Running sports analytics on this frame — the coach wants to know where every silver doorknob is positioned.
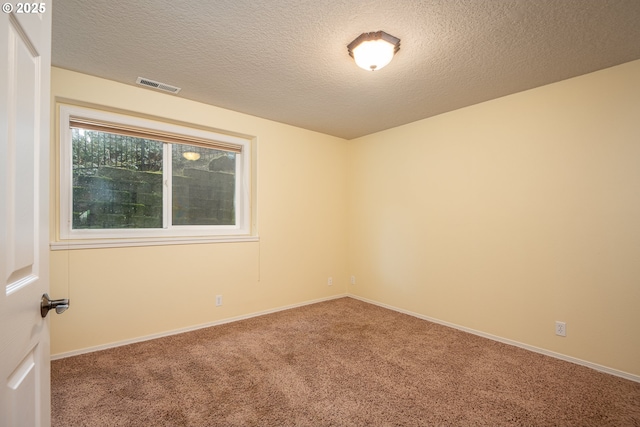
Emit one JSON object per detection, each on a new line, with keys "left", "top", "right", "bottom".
{"left": 41, "top": 293, "right": 70, "bottom": 318}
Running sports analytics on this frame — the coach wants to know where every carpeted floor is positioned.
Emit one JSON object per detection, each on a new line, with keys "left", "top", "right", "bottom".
{"left": 52, "top": 297, "right": 640, "bottom": 426}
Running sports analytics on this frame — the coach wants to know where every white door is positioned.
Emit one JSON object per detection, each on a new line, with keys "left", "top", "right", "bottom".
{"left": 0, "top": 2, "right": 52, "bottom": 426}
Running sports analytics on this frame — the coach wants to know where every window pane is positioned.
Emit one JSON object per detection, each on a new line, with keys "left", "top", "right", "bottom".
{"left": 172, "top": 144, "right": 236, "bottom": 226}
{"left": 72, "top": 128, "right": 164, "bottom": 229}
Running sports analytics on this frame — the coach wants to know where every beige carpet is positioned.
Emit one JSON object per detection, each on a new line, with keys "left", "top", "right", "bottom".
{"left": 52, "top": 297, "right": 640, "bottom": 426}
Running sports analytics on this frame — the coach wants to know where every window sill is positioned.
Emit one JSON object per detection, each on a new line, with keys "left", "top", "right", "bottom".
{"left": 50, "top": 235, "right": 259, "bottom": 250}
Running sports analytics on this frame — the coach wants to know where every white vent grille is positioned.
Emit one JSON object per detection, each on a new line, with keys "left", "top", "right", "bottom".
{"left": 135, "top": 77, "right": 181, "bottom": 94}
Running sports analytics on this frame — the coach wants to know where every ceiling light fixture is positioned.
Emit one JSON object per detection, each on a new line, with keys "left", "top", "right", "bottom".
{"left": 183, "top": 152, "right": 201, "bottom": 161}
{"left": 347, "top": 31, "right": 400, "bottom": 71}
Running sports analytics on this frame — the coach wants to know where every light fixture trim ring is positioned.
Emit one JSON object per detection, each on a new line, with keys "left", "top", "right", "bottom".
{"left": 347, "top": 31, "right": 401, "bottom": 58}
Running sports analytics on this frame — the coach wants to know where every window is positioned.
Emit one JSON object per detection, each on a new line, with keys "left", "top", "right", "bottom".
{"left": 57, "top": 105, "right": 252, "bottom": 246}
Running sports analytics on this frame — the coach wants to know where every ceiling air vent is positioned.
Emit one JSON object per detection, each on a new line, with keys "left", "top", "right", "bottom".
{"left": 135, "top": 77, "right": 181, "bottom": 94}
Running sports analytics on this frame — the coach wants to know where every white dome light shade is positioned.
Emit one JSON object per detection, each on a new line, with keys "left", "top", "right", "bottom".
{"left": 348, "top": 31, "right": 400, "bottom": 71}
{"left": 352, "top": 39, "right": 395, "bottom": 71}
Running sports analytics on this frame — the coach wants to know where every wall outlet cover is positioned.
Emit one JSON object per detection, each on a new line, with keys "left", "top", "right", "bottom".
{"left": 555, "top": 321, "right": 566, "bottom": 337}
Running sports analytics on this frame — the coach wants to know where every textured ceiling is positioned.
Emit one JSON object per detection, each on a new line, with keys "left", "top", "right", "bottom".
{"left": 52, "top": 0, "right": 640, "bottom": 140}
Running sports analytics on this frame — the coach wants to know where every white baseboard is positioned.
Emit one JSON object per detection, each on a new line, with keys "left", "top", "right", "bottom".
{"left": 347, "top": 294, "right": 640, "bottom": 383}
{"left": 51, "top": 293, "right": 348, "bottom": 360}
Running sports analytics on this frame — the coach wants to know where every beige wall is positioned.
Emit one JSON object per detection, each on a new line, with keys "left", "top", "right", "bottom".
{"left": 50, "top": 68, "right": 349, "bottom": 356}
{"left": 348, "top": 59, "right": 640, "bottom": 376}
{"left": 51, "top": 61, "right": 640, "bottom": 378}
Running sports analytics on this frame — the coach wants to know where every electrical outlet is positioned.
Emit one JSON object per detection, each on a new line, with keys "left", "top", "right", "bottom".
{"left": 215, "top": 295, "right": 223, "bottom": 307}
{"left": 350, "top": 276, "right": 356, "bottom": 285}
{"left": 328, "top": 277, "right": 333, "bottom": 286}
{"left": 555, "top": 321, "right": 566, "bottom": 337}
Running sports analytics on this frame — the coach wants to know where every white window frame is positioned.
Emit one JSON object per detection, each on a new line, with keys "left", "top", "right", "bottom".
{"left": 56, "top": 104, "right": 253, "bottom": 248}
